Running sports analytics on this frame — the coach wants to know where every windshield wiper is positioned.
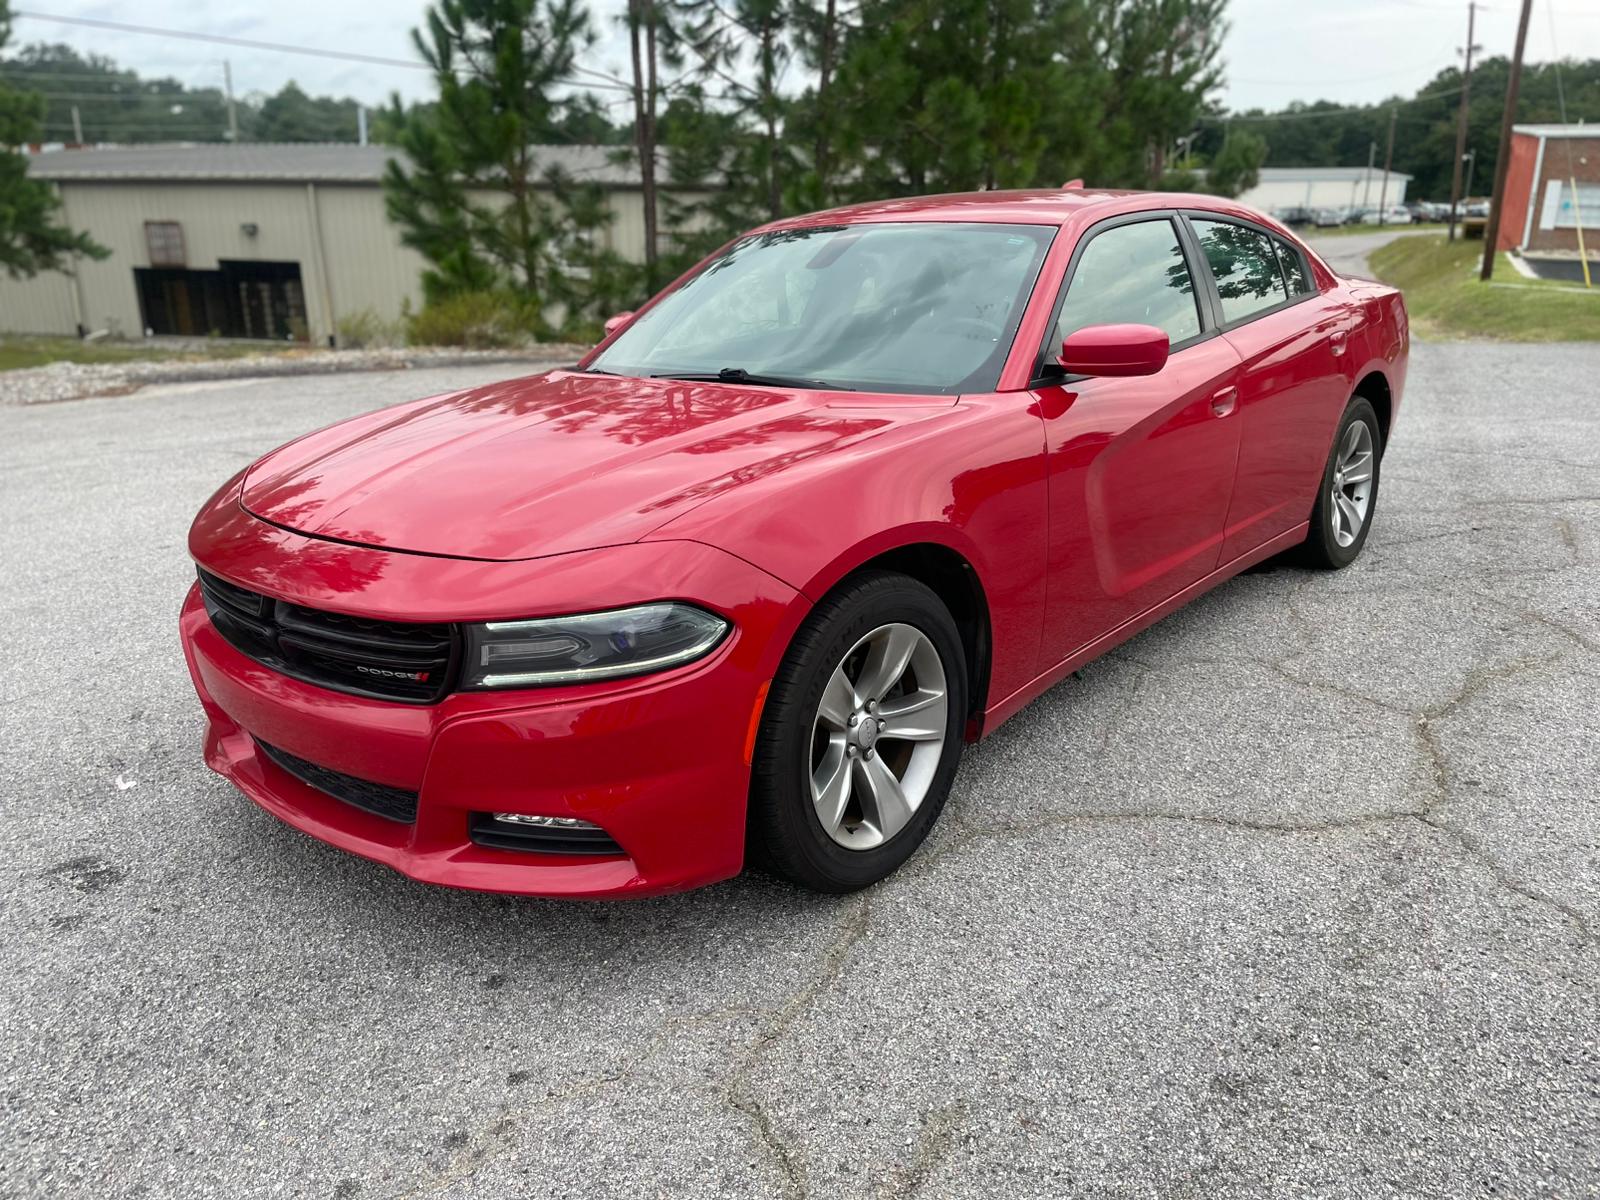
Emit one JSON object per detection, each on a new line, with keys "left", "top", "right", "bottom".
{"left": 651, "top": 367, "right": 852, "bottom": 391}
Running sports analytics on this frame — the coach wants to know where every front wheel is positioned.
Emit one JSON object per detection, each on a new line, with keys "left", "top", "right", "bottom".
{"left": 1299, "top": 395, "right": 1382, "bottom": 569}
{"left": 748, "top": 571, "right": 967, "bottom": 893}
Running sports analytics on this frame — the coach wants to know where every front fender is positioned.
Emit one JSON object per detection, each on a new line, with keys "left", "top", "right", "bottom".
{"left": 644, "top": 395, "right": 1050, "bottom": 708}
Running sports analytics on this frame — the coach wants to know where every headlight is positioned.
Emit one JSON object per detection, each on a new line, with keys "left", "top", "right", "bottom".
{"left": 461, "top": 603, "right": 730, "bottom": 689}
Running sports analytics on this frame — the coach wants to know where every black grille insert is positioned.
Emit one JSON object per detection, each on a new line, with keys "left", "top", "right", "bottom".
{"left": 198, "top": 569, "right": 459, "bottom": 703}
{"left": 256, "top": 739, "right": 419, "bottom": 823}
{"left": 469, "top": 814, "right": 626, "bottom": 857}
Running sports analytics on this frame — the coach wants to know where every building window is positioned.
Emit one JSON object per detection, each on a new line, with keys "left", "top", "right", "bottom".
{"left": 1554, "top": 181, "right": 1600, "bottom": 230}
{"left": 145, "top": 221, "right": 187, "bottom": 267}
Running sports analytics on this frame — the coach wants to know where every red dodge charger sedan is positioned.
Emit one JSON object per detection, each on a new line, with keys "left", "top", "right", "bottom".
{"left": 180, "top": 188, "right": 1408, "bottom": 897}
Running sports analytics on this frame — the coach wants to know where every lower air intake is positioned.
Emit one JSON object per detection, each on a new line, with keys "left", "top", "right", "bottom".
{"left": 255, "top": 739, "right": 419, "bottom": 824}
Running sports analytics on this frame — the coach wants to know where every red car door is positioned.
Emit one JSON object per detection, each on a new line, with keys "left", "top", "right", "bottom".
{"left": 1184, "top": 216, "right": 1353, "bottom": 562}
{"left": 1027, "top": 213, "right": 1245, "bottom": 670}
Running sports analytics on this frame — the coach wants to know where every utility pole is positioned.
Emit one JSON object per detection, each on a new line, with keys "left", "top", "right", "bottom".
{"left": 357, "top": 106, "right": 368, "bottom": 147}
{"left": 1481, "top": 0, "right": 1534, "bottom": 281}
{"left": 1378, "top": 108, "right": 1397, "bottom": 223}
{"left": 70, "top": 104, "right": 83, "bottom": 144}
{"left": 1363, "top": 140, "right": 1376, "bottom": 208}
{"left": 223, "top": 60, "right": 239, "bottom": 143}
{"left": 1448, "top": 0, "right": 1479, "bottom": 241}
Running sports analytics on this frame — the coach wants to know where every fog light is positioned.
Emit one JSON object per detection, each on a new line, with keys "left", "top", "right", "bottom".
{"left": 491, "top": 812, "right": 603, "bottom": 830}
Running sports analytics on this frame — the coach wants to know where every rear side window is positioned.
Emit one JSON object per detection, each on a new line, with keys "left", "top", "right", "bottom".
{"left": 1191, "top": 219, "right": 1288, "bottom": 324}
{"left": 1055, "top": 218, "right": 1201, "bottom": 348}
{"left": 1274, "top": 238, "right": 1313, "bottom": 295}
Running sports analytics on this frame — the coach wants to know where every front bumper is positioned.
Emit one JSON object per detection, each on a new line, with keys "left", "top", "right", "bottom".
{"left": 179, "top": 517, "right": 801, "bottom": 898}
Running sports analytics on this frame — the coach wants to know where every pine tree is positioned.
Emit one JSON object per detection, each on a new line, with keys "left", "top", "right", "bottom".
{"left": 0, "top": 2, "right": 107, "bottom": 279}
{"left": 790, "top": 0, "right": 854, "bottom": 210}
{"left": 1097, "top": 0, "right": 1226, "bottom": 187}
{"left": 656, "top": 1, "right": 798, "bottom": 264}
{"left": 382, "top": 0, "right": 630, "bottom": 333}
{"left": 819, "top": 0, "right": 1100, "bottom": 199}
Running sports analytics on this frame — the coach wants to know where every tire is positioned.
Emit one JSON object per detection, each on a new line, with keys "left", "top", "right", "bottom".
{"left": 1300, "top": 395, "right": 1383, "bottom": 569}
{"left": 748, "top": 570, "right": 967, "bottom": 893}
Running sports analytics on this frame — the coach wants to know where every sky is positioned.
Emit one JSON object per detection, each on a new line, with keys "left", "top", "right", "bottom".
{"left": 8, "top": 0, "right": 1600, "bottom": 119}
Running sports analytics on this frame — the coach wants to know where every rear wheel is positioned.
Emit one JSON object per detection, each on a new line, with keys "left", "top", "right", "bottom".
{"left": 1300, "top": 395, "right": 1382, "bottom": 569}
{"left": 748, "top": 571, "right": 967, "bottom": 893}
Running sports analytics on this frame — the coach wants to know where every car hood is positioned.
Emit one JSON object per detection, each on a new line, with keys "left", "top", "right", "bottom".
{"left": 240, "top": 369, "right": 942, "bottom": 561}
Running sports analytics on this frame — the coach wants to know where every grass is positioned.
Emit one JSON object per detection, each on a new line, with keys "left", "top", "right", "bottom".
{"left": 1367, "top": 234, "right": 1599, "bottom": 342}
{"left": 0, "top": 335, "right": 295, "bottom": 373}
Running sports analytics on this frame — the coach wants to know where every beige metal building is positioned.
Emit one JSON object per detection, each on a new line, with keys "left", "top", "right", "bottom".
{"left": 1, "top": 143, "right": 674, "bottom": 343}
{"left": 1237, "top": 166, "right": 1413, "bottom": 215}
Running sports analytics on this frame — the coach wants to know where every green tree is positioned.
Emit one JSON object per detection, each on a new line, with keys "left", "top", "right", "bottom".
{"left": 0, "top": 5, "right": 107, "bottom": 278}
{"left": 1190, "top": 127, "right": 1266, "bottom": 197}
{"left": 255, "top": 82, "right": 362, "bottom": 142}
{"left": 808, "top": 0, "right": 1107, "bottom": 199}
{"left": 788, "top": 0, "right": 855, "bottom": 209}
{"left": 383, "top": 0, "right": 633, "bottom": 333}
{"left": 679, "top": 0, "right": 793, "bottom": 221}
{"left": 0, "top": 43, "right": 236, "bottom": 143}
{"left": 1213, "top": 58, "right": 1600, "bottom": 204}
{"left": 1095, "top": 0, "right": 1226, "bottom": 187}
{"left": 657, "top": 86, "right": 749, "bottom": 272}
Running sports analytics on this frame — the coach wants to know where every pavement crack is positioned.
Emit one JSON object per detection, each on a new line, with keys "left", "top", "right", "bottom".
{"left": 1405, "top": 646, "right": 1596, "bottom": 949}
{"left": 1413, "top": 812, "right": 1596, "bottom": 947}
{"left": 881, "top": 1100, "right": 970, "bottom": 1198}
{"left": 724, "top": 896, "right": 873, "bottom": 1199}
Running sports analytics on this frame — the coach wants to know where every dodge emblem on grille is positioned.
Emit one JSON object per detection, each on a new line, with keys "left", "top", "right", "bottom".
{"left": 356, "top": 665, "right": 430, "bottom": 682}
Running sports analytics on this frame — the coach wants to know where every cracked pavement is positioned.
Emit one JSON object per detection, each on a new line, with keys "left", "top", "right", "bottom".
{"left": 2, "top": 341, "right": 1598, "bottom": 1198}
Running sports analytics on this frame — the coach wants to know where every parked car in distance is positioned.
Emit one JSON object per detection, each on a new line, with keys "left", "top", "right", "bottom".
{"left": 1464, "top": 199, "right": 1491, "bottom": 219}
{"left": 1313, "top": 208, "right": 1345, "bottom": 227}
{"left": 1364, "top": 205, "right": 1414, "bottom": 226}
{"left": 1275, "top": 206, "right": 1315, "bottom": 227}
{"left": 181, "top": 189, "right": 1410, "bottom": 898}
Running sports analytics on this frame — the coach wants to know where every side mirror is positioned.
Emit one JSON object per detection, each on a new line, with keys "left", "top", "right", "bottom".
{"left": 1058, "top": 323, "right": 1170, "bottom": 378}
{"left": 602, "top": 311, "right": 635, "bottom": 337}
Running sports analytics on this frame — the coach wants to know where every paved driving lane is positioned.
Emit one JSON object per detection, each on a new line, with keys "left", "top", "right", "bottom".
{"left": 2, "top": 346, "right": 1597, "bottom": 1198}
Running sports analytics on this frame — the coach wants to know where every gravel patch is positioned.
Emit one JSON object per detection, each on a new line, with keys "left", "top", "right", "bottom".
{"left": 0, "top": 344, "right": 590, "bottom": 406}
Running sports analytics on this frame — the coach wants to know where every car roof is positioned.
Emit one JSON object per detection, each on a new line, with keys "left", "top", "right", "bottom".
{"left": 758, "top": 188, "right": 1278, "bottom": 232}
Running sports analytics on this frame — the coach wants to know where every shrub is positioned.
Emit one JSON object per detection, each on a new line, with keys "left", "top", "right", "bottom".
{"left": 404, "top": 291, "right": 542, "bottom": 349}
{"left": 336, "top": 308, "right": 406, "bottom": 349}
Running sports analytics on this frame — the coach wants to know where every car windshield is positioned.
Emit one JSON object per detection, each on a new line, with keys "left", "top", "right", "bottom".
{"left": 590, "top": 222, "right": 1056, "bottom": 394}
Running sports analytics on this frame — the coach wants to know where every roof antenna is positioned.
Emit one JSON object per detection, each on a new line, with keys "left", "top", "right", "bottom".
{"left": 1061, "top": 179, "right": 1085, "bottom": 189}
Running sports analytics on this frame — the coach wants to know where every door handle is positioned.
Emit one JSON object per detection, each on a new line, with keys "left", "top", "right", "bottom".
{"left": 1330, "top": 329, "right": 1348, "bottom": 357}
{"left": 1210, "top": 386, "right": 1238, "bottom": 418}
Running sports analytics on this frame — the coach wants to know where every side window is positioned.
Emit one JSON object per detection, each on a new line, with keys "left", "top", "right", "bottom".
{"left": 1054, "top": 218, "right": 1201, "bottom": 350}
{"left": 1191, "top": 219, "right": 1288, "bottom": 324}
{"left": 1274, "top": 237, "right": 1313, "bottom": 296}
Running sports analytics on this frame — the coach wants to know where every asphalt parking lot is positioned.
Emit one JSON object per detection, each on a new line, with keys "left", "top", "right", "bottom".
{"left": 3, "top": 340, "right": 1598, "bottom": 1198}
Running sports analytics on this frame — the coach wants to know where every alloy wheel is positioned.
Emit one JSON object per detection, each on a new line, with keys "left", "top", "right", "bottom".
{"left": 808, "top": 622, "right": 950, "bottom": 851}
{"left": 1329, "top": 419, "right": 1375, "bottom": 548}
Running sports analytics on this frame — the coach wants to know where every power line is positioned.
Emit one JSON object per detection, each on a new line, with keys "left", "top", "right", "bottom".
{"left": 11, "top": 9, "right": 636, "bottom": 94}
{"left": 1215, "top": 82, "right": 1467, "bottom": 123}
{"left": 13, "top": 11, "right": 432, "bottom": 70}
{"left": 20, "top": 90, "right": 232, "bottom": 101}
{"left": 1231, "top": 56, "right": 1457, "bottom": 88}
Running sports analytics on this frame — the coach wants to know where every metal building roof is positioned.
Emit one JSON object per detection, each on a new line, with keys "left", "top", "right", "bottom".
{"left": 25, "top": 142, "right": 650, "bottom": 185}
{"left": 1254, "top": 167, "right": 1413, "bottom": 182}
{"left": 1513, "top": 124, "right": 1597, "bottom": 139}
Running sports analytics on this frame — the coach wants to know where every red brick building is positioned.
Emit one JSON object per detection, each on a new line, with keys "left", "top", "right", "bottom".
{"left": 1496, "top": 124, "right": 1600, "bottom": 262}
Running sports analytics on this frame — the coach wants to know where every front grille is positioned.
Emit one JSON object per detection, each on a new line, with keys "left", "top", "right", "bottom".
{"left": 469, "top": 814, "right": 627, "bottom": 857}
{"left": 198, "top": 569, "right": 459, "bottom": 703}
{"left": 256, "top": 739, "right": 419, "bottom": 823}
